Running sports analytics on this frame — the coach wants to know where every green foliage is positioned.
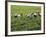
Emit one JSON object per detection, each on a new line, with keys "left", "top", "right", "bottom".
{"left": 11, "top": 5, "right": 41, "bottom": 32}
{"left": 11, "top": 5, "right": 41, "bottom": 15}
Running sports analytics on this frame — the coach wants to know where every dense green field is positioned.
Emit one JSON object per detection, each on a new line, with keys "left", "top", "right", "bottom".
{"left": 11, "top": 5, "right": 41, "bottom": 31}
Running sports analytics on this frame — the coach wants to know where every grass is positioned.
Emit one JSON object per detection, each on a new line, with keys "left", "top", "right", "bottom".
{"left": 11, "top": 5, "right": 41, "bottom": 32}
